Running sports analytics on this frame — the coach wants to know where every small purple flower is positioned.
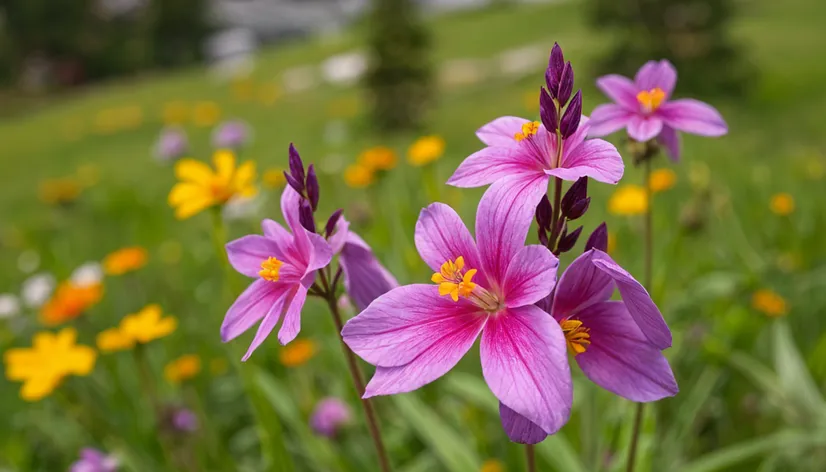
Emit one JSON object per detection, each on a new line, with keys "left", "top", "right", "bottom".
{"left": 154, "top": 127, "right": 188, "bottom": 162}
{"left": 222, "top": 186, "right": 333, "bottom": 360}
{"left": 70, "top": 448, "right": 118, "bottom": 472}
{"left": 171, "top": 407, "right": 199, "bottom": 433}
{"left": 212, "top": 120, "right": 251, "bottom": 150}
{"left": 310, "top": 397, "right": 352, "bottom": 438}
{"left": 589, "top": 60, "right": 728, "bottom": 160}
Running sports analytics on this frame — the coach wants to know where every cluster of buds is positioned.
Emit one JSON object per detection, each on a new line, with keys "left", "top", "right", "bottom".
{"left": 284, "top": 143, "right": 343, "bottom": 240}
{"left": 540, "top": 43, "right": 582, "bottom": 140}
{"left": 535, "top": 177, "right": 591, "bottom": 254}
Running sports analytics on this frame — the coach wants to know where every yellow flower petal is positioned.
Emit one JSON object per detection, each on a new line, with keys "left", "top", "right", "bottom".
{"left": 213, "top": 150, "right": 237, "bottom": 183}
{"left": 64, "top": 346, "right": 97, "bottom": 375}
{"left": 21, "top": 375, "right": 62, "bottom": 402}
{"left": 175, "top": 159, "right": 215, "bottom": 185}
{"left": 234, "top": 161, "right": 257, "bottom": 188}
{"left": 174, "top": 194, "right": 215, "bottom": 220}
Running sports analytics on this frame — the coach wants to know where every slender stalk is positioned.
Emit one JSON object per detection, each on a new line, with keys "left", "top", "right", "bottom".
{"left": 525, "top": 444, "right": 536, "bottom": 472}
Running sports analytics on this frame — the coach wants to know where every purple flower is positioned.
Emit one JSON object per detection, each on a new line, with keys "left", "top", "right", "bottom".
{"left": 171, "top": 407, "right": 199, "bottom": 433}
{"left": 589, "top": 60, "right": 728, "bottom": 160}
{"left": 310, "top": 397, "right": 352, "bottom": 438}
{"left": 154, "top": 127, "right": 188, "bottom": 162}
{"left": 222, "top": 186, "right": 333, "bottom": 360}
{"left": 447, "top": 116, "right": 623, "bottom": 214}
{"left": 212, "top": 120, "right": 251, "bottom": 150}
{"left": 342, "top": 181, "right": 572, "bottom": 439}
{"left": 70, "top": 448, "right": 118, "bottom": 472}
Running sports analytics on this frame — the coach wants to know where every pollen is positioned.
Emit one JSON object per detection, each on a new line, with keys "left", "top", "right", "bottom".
{"left": 514, "top": 121, "right": 540, "bottom": 142}
{"left": 560, "top": 318, "right": 591, "bottom": 355}
{"left": 636, "top": 88, "right": 666, "bottom": 113}
{"left": 431, "top": 256, "right": 477, "bottom": 302}
{"left": 259, "top": 257, "right": 283, "bottom": 282}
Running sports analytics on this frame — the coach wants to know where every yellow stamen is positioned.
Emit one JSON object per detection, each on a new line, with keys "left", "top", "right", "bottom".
{"left": 259, "top": 257, "right": 283, "bottom": 282}
{"left": 636, "top": 88, "right": 666, "bottom": 113}
{"left": 514, "top": 121, "right": 540, "bottom": 142}
{"left": 432, "top": 257, "right": 477, "bottom": 302}
{"left": 560, "top": 318, "right": 591, "bottom": 356}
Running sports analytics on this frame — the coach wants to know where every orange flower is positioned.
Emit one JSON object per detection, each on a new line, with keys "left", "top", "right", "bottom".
{"left": 279, "top": 339, "right": 317, "bottom": 367}
{"left": 164, "top": 354, "right": 202, "bottom": 384}
{"left": 103, "top": 247, "right": 148, "bottom": 276}
{"left": 40, "top": 282, "right": 103, "bottom": 326}
{"left": 752, "top": 289, "right": 788, "bottom": 317}
{"left": 359, "top": 146, "right": 398, "bottom": 171}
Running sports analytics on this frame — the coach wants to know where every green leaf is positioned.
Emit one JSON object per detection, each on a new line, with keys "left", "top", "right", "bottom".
{"left": 773, "top": 321, "right": 826, "bottom": 422}
{"left": 661, "top": 367, "right": 723, "bottom": 467}
{"left": 679, "top": 431, "right": 811, "bottom": 472}
{"left": 241, "top": 365, "right": 295, "bottom": 472}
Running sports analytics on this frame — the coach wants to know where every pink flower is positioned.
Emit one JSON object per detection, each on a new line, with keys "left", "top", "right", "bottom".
{"left": 589, "top": 60, "right": 728, "bottom": 160}
{"left": 310, "top": 397, "right": 353, "bottom": 438}
{"left": 221, "top": 186, "right": 332, "bottom": 360}
{"left": 342, "top": 182, "right": 572, "bottom": 439}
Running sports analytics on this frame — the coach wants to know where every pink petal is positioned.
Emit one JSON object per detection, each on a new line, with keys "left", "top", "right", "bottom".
{"left": 596, "top": 74, "right": 639, "bottom": 110}
{"left": 657, "top": 125, "right": 681, "bottom": 162}
{"left": 635, "top": 60, "right": 677, "bottom": 97}
{"left": 587, "top": 104, "right": 633, "bottom": 138}
{"left": 414, "top": 203, "right": 482, "bottom": 274}
{"left": 341, "top": 284, "right": 485, "bottom": 368}
{"left": 481, "top": 305, "right": 572, "bottom": 436}
{"left": 340, "top": 232, "right": 399, "bottom": 312}
{"left": 547, "top": 138, "right": 624, "bottom": 185}
{"left": 658, "top": 99, "right": 728, "bottom": 137}
{"left": 281, "top": 186, "right": 310, "bottom": 256}
{"left": 277, "top": 279, "right": 311, "bottom": 345}
{"left": 241, "top": 284, "right": 292, "bottom": 361}
{"left": 500, "top": 403, "right": 549, "bottom": 444}
{"left": 304, "top": 231, "right": 333, "bottom": 274}
{"left": 575, "top": 301, "right": 678, "bottom": 401}
{"left": 551, "top": 250, "right": 614, "bottom": 318}
{"left": 327, "top": 216, "right": 351, "bottom": 254}
{"left": 476, "top": 175, "right": 549, "bottom": 285}
{"left": 262, "top": 218, "right": 291, "bottom": 243}
{"left": 476, "top": 116, "right": 530, "bottom": 147}
{"left": 503, "top": 245, "right": 558, "bottom": 308}
{"left": 447, "top": 146, "right": 541, "bottom": 188}
{"left": 627, "top": 115, "right": 663, "bottom": 142}
{"left": 591, "top": 250, "right": 672, "bottom": 349}
{"left": 226, "top": 235, "right": 286, "bottom": 278}
{"left": 221, "top": 278, "right": 288, "bottom": 340}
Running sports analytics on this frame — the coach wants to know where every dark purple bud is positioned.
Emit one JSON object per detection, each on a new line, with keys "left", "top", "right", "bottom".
{"left": 306, "top": 164, "right": 319, "bottom": 211}
{"left": 284, "top": 171, "right": 304, "bottom": 195}
{"left": 584, "top": 222, "right": 609, "bottom": 252}
{"left": 325, "top": 209, "right": 343, "bottom": 238}
{"left": 546, "top": 43, "right": 565, "bottom": 94}
{"left": 299, "top": 200, "right": 315, "bottom": 233}
{"left": 539, "top": 89, "right": 558, "bottom": 133}
{"left": 288, "top": 143, "right": 305, "bottom": 190}
{"left": 557, "top": 225, "right": 583, "bottom": 253}
{"left": 557, "top": 62, "right": 574, "bottom": 107}
{"left": 567, "top": 197, "right": 591, "bottom": 220}
{"left": 559, "top": 90, "right": 582, "bottom": 139}
{"left": 535, "top": 194, "right": 553, "bottom": 231}
{"left": 561, "top": 177, "right": 588, "bottom": 219}
{"left": 538, "top": 228, "right": 549, "bottom": 247}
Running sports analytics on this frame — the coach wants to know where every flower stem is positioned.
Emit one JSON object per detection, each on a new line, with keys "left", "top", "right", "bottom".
{"left": 525, "top": 444, "right": 536, "bottom": 472}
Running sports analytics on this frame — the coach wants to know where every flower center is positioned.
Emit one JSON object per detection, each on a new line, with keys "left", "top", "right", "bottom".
{"left": 431, "top": 256, "right": 501, "bottom": 311}
{"left": 259, "top": 257, "right": 283, "bottom": 282}
{"left": 514, "top": 121, "right": 540, "bottom": 142}
{"left": 636, "top": 88, "right": 666, "bottom": 114}
{"left": 209, "top": 179, "right": 233, "bottom": 202}
{"left": 560, "top": 318, "right": 591, "bottom": 355}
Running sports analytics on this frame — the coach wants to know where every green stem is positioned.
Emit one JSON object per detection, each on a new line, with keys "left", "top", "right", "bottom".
{"left": 525, "top": 444, "right": 536, "bottom": 472}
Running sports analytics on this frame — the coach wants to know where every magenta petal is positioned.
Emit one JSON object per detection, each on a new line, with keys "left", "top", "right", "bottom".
{"left": 503, "top": 245, "right": 558, "bottom": 308}
{"left": 415, "top": 203, "right": 482, "bottom": 274}
{"left": 548, "top": 138, "right": 624, "bottom": 185}
{"left": 340, "top": 232, "right": 399, "bottom": 312}
{"left": 657, "top": 125, "right": 681, "bottom": 162}
{"left": 341, "top": 284, "right": 484, "bottom": 368}
{"left": 476, "top": 175, "right": 549, "bottom": 285}
{"left": 327, "top": 217, "right": 351, "bottom": 254}
{"left": 226, "top": 235, "right": 285, "bottom": 278}
{"left": 591, "top": 250, "right": 672, "bottom": 349}
{"left": 499, "top": 403, "right": 549, "bottom": 444}
{"left": 304, "top": 231, "right": 333, "bottom": 274}
{"left": 222, "top": 279, "right": 287, "bottom": 342}
{"left": 447, "top": 146, "right": 539, "bottom": 188}
{"left": 595, "top": 74, "right": 639, "bottom": 110}
{"left": 481, "top": 305, "right": 572, "bottom": 436}
{"left": 277, "top": 279, "right": 310, "bottom": 345}
{"left": 658, "top": 99, "right": 728, "bottom": 137}
{"left": 551, "top": 250, "right": 613, "bottom": 318}
{"left": 262, "top": 218, "right": 291, "bottom": 242}
{"left": 476, "top": 116, "right": 530, "bottom": 147}
{"left": 241, "top": 285, "right": 291, "bottom": 361}
{"left": 575, "top": 301, "right": 678, "bottom": 401}
{"left": 281, "top": 186, "right": 310, "bottom": 255}
{"left": 588, "top": 104, "right": 633, "bottom": 138}
{"left": 635, "top": 60, "right": 677, "bottom": 97}
{"left": 627, "top": 115, "right": 663, "bottom": 142}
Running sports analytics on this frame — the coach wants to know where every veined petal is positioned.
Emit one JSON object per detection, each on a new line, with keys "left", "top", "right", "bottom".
{"left": 627, "top": 115, "right": 663, "bottom": 142}
{"left": 481, "top": 305, "right": 572, "bottom": 436}
{"left": 499, "top": 403, "right": 549, "bottom": 444}
{"left": 551, "top": 250, "right": 614, "bottom": 318}
{"left": 415, "top": 203, "right": 482, "bottom": 274}
{"left": 221, "top": 279, "right": 287, "bottom": 342}
{"left": 596, "top": 74, "right": 640, "bottom": 110}
{"left": 447, "top": 147, "right": 541, "bottom": 188}
{"left": 277, "top": 279, "right": 311, "bottom": 345}
{"left": 304, "top": 231, "right": 333, "bottom": 276}
{"left": 658, "top": 99, "right": 728, "bottom": 137}
{"left": 503, "top": 245, "right": 558, "bottom": 308}
{"left": 587, "top": 104, "right": 634, "bottom": 138}
{"left": 281, "top": 186, "right": 311, "bottom": 258}
{"left": 342, "top": 284, "right": 484, "bottom": 368}
{"left": 175, "top": 159, "right": 214, "bottom": 185}
{"left": 226, "top": 235, "right": 287, "bottom": 278}
{"left": 240, "top": 284, "right": 292, "bottom": 361}
{"left": 549, "top": 138, "right": 624, "bottom": 184}
{"left": 327, "top": 216, "right": 351, "bottom": 255}
{"left": 575, "top": 301, "right": 678, "bottom": 402}
{"left": 340, "top": 232, "right": 399, "bottom": 312}
{"left": 657, "top": 125, "right": 681, "bottom": 162}
{"left": 476, "top": 116, "right": 530, "bottom": 146}
{"left": 635, "top": 60, "right": 677, "bottom": 98}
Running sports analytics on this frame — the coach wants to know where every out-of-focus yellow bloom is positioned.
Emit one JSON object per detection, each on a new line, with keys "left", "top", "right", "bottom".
{"left": 608, "top": 185, "right": 648, "bottom": 215}
{"left": 263, "top": 168, "right": 287, "bottom": 189}
{"left": 769, "top": 193, "right": 794, "bottom": 216}
{"left": 649, "top": 168, "right": 676, "bottom": 193}
{"left": 344, "top": 164, "right": 375, "bottom": 189}
{"left": 751, "top": 289, "right": 788, "bottom": 317}
{"left": 120, "top": 304, "right": 177, "bottom": 343}
{"left": 96, "top": 327, "right": 135, "bottom": 353}
{"left": 192, "top": 101, "right": 221, "bottom": 127}
{"left": 607, "top": 231, "right": 617, "bottom": 255}
{"left": 39, "top": 178, "right": 82, "bottom": 205}
{"left": 408, "top": 136, "right": 445, "bottom": 166}
{"left": 210, "top": 358, "right": 229, "bottom": 376}
{"left": 103, "top": 247, "right": 148, "bottom": 276}
{"left": 168, "top": 150, "right": 257, "bottom": 219}
{"left": 279, "top": 339, "right": 317, "bottom": 367}
{"left": 164, "top": 354, "right": 201, "bottom": 384}
{"left": 75, "top": 164, "right": 101, "bottom": 188}
{"left": 359, "top": 146, "right": 398, "bottom": 171}
{"left": 40, "top": 282, "right": 103, "bottom": 326}
{"left": 163, "top": 101, "right": 189, "bottom": 125}
{"left": 3, "top": 327, "right": 97, "bottom": 401}
{"left": 480, "top": 459, "right": 505, "bottom": 472}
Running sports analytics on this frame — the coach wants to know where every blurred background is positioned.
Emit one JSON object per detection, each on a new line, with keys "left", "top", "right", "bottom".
{"left": 1, "top": 0, "right": 826, "bottom": 470}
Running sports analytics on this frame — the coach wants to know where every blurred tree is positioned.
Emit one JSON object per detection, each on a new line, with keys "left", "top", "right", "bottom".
{"left": 365, "top": 0, "right": 432, "bottom": 131}
{"left": 588, "top": 0, "right": 753, "bottom": 97}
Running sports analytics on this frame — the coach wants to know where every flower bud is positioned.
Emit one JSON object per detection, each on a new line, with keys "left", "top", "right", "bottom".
{"left": 288, "top": 143, "right": 305, "bottom": 192}
{"left": 535, "top": 194, "right": 553, "bottom": 231}
{"left": 299, "top": 200, "right": 315, "bottom": 233}
{"left": 284, "top": 171, "right": 304, "bottom": 196}
{"left": 325, "top": 209, "right": 343, "bottom": 238}
{"left": 556, "top": 62, "right": 574, "bottom": 107}
{"left": 559, "top": 90, "right": 582, "bottom": 139}
{"left": 584, "top": 222, "right": 609, "bottom": 252}
{"left": 557, "top": 225, "right": 583, "bottom": 254}
{"left": 539, "top": 89, "right": 558, "bottom": 133}
{"left": 306, "top": 164, "right": 319, "bottom": 211}
{"left": 546, "top": 43, "right": 565, "bottom": 95}
{"left": 561, "top": 177, "right": 588, "bottom": 216}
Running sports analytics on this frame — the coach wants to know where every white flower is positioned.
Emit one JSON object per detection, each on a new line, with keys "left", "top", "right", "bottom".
{"left": 0, "top": 294, "right": 20, "bottom": 319}
{"left": 21, "top": 273, "right": 56, "bottom": 309}
{"left": 71, "top": 262, "right": 103, "bottom": 287}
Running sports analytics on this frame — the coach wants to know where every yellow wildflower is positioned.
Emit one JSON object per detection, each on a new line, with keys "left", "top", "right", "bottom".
{"left": 751, "top": 289, "right": 788, "bottom": 317}
{"left": 96, "top": 327, "right": 135, "bottom": 353}
{"left": 480, "top": 459, "right": 505, "bottom": 472}
{"left": 192, "top": 101, "right": 221, "bottom": 127}
{"left": 3, "top": 327, "right": 97, "bottom": 401}
{"left": 39, "top": 178, "right": 82, "bottom": 205}
{"left": 103, "top": 246, "right": 148, "bottom": 276}
{"left": 163, "top": 101, "right": 189, "bottom": 125}
{"left": 263, "top": 168, "right": 287, "bottom": 189}
{"left": 120, "top": 304, "right": 177, "bottom": 344}
{"left": 608, "top": 185, "right": 648, "bottom": 215}
{"left": 168, "top": 150, "right": 257, "bottom": 219}
{"left": 769, "top": 193, "right": 794, "bottom": 216}
{"left": 408, "top": 136, "right": 446, "bottom": 166}
{"left": 40, "top": 282, "right": 103, "bottom": 326}
{"left": 359, "top": 146, "right": 398, "bottom": 171}
{"left": 649, "top": 168, "right": 677, "bottom": 193}
{"left": 164, "top": 354, "right": 202, "bottom": 384}
{"left": 279, "top": 339, "right": 317, "bottom": 367}
{"left": 344, "top": 164, "right": 375, "bottom": 189}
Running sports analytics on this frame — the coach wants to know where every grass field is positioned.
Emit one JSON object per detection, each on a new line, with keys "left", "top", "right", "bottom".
{"left": 2, "top": 0, "right": 826, "bottom": 470}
